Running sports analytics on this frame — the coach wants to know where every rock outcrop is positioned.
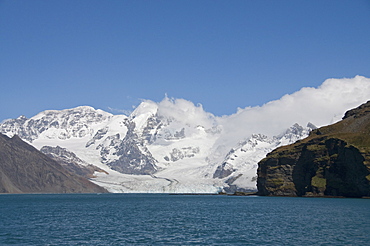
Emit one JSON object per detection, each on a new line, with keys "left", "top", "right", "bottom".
{"left": 257, "top": 101, "right": 370, "bottom": 198}
{"left": 108, "top": 120, "right": 158, "bottom": 175}
{"left": 0, "top": 133, "right": 108, "bottom": 193}
{"left": 40, "top": 146, "right": 108, "bottom": 179}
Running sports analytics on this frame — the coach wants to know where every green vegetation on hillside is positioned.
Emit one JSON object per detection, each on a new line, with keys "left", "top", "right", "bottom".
{"left": 257, "top": 101, "right": 370, "bottom": 198}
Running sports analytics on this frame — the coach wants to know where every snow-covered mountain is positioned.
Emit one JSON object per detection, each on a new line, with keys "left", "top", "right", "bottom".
{"left": 1, "top": 76, "right": 370, "bottom": 193}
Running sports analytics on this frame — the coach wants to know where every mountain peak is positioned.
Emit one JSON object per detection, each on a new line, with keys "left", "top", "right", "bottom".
{"left": 34, "top": 105, "right": 112, "bottom": 118}
{"left": 130, "top": 100, "right": 158, "bottom": 119}
{"left": 17, "top": 115, "right": 28, "bottom": 120}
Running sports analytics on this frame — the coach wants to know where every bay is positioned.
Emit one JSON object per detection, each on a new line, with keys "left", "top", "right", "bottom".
{"left": 0, "top": 194, "right": 369, "bottom": 245}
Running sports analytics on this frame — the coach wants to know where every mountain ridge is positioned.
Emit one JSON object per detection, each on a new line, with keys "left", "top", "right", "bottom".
{"left": 0, "top": 133, "right": 108, "bottom": 194}
{"left": 0, "top": 103, "right": 314, "bottom": 193}
{"left": 1, "top": 76, "right": 370, "bottom": 193}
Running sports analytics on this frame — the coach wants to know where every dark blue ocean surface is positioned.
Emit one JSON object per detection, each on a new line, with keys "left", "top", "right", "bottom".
{"left": 0, "top": 194, "right": 369, "bottom": 245}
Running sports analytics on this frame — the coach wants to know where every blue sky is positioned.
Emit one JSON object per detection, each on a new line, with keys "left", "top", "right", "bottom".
{"left": 1, "top": 0, "right": 369, "bottom": 120}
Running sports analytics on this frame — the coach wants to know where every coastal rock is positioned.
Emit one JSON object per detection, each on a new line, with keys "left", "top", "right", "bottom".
{"left": 257, "top": 101, "right": 370, "bottom": 198}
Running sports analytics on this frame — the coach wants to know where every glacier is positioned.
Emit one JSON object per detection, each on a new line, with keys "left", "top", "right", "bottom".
{"left": 1, "top": 76, "right": 370, "bottom": 193}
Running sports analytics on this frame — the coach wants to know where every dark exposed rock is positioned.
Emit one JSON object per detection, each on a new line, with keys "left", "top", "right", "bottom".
{"left": 174, "top": 128, "right": 186, "bottom": 139}
{"left": 86, "top": 127, "right": 109, "bottom": 147}
{"left": 342, "top": 100, "right": 370, "bottom": 119}
{"left": 213, "top": 123, "right": 316, "bottom": 183}
{"left": 40, "top": 146, "right": 108, "bottom": 179}
{"left": 142, "top": 115, "right": 163, "bottom": 143}
{"left": 0, "top": 134, "right": 108, "bottom": 193}
{"left": 97, "top": 133, "right": 121, "bottom": 162}
{"left": 107, "top": 120, "right": 158, "bottom": 175}
{"left": 257, "top": 101, "right": 370, "bottom": 198}
{"left": 213, "top": 162, "right": 235, "bottom": 179}
{"left": 0, "top": 106, "right": 110, "bottom": 142}
{"left": 164, "top": 146, "right": 200, "bottom": 162}
{"left": 222, "top": 174, "right": 256, "bottom": 193}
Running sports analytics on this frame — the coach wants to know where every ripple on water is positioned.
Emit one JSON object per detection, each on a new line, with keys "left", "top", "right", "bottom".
{"left": 0, "top": 194, "right": 369, "bottom": 245}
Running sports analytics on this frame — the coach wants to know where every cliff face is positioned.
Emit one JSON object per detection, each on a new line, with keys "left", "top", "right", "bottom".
{"left": 0, "top": 134, "right": 108, "bottom": 194}
{"left": 257, "top": 101, "right": 370, "bottom": 198}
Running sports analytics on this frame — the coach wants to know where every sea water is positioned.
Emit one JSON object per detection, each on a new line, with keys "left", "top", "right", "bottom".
{"left": 0, "top": 194, "right": 369, "bottom": 245}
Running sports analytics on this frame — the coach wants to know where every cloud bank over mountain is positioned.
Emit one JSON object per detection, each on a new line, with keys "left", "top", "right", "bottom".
{"left": 1, "top": 76, "right": 369, "bottom": 193}
{"left": 139, "top": 76, "right": 370, "bottom": 149}
{"left": 216, "top": 76, "right": 370, "bottom": 145}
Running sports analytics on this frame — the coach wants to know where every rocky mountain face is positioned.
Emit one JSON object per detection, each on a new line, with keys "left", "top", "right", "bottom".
{"left": 257, "top": 101, "right": 370, "bottom": 198}
{"left": 40, "top": 146, "right": 108, "bottom": 179}
{"left": 0, "top": 106, "right": 112, "bottom": 142}
{"left": 2, "top": 77, "right": 370, "bottom": 193}
{"left": 0, "top": 101, "right": 319, "bottom": 193}
{"left": 0, "top": 133, "right": 108, "bottom": 194}
{"left": 107, "top": 120, "right": 158, "bottom": 175}
{"left": 212, "top": 123, "right": 316, "bottom": 193}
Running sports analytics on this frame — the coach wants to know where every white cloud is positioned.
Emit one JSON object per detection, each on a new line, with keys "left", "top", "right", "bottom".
{"left": 217, "top": 75, "right": 370, "bottom": 147}
{"left": 107, "top": 107, "right": 133, "bottom": 116}
{"left": 125, "top": 76, "right": 370, "bottom": 151}
{"left": 156, "top": 97, "right": 217, "bottom": 129}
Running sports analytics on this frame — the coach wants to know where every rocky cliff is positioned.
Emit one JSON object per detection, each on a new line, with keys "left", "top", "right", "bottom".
{"left": 257, "top": 101, "right": 370, "bottom": 198}
{"left": 0, "top": 133, "right": 108, "bottom": 193}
